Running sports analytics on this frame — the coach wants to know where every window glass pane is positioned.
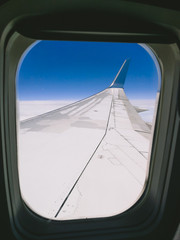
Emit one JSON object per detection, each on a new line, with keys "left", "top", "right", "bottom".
{"left": 16, "top": 41, "right": 161, "bottom": 220}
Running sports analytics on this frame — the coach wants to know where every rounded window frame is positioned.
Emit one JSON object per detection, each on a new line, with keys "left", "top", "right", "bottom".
{"left": 1, "top": 25, "right": 180, "bottom": 240}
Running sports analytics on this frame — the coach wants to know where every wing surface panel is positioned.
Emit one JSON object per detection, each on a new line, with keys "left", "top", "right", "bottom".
{"left": 56, "top": 87, "right": 151, "bottom": 219}
{"left": 18, "top": 90, "right": 113, "bottom": 218}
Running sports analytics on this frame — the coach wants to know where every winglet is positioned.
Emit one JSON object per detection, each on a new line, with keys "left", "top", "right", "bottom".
{"left": 109, "top": 58, "right": 131, "bottom": 88}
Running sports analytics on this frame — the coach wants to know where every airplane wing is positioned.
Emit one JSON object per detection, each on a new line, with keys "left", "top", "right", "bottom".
{"left": 18, "top": 59, "right": 152, "bottom": 220}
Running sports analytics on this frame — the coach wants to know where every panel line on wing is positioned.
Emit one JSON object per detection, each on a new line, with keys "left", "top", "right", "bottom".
{"left": 54, "top": 98, "right": 114, "bottom": 218}
{"left": 114, "top": 129, "right": 148, "bottom": 160}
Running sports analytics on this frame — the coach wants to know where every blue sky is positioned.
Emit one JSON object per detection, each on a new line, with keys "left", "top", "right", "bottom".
{"left": 17, "top": 41, "right": 160, "bottom": 101}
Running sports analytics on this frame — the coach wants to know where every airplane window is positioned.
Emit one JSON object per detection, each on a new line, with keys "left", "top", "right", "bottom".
{"left": 16, "top": 41, "right": 161, "bottom": 220}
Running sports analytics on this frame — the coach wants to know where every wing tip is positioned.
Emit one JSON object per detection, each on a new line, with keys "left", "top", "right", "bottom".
{"left": 109, "top": 58, "right": 131, "bottom": 89}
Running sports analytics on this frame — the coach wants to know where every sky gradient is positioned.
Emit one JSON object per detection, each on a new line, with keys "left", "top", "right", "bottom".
{"left": 17, "top": 41, "right": 160, "bottom": 101}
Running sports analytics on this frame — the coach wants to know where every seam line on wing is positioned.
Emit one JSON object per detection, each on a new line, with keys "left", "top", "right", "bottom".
{"left": 54, "top": 97, "right": 113, "bottom": 218}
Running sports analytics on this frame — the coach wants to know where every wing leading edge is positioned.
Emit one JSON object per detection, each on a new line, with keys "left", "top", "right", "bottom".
{"left": 18, "top": 59, "right": 152, "bottom": 220}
